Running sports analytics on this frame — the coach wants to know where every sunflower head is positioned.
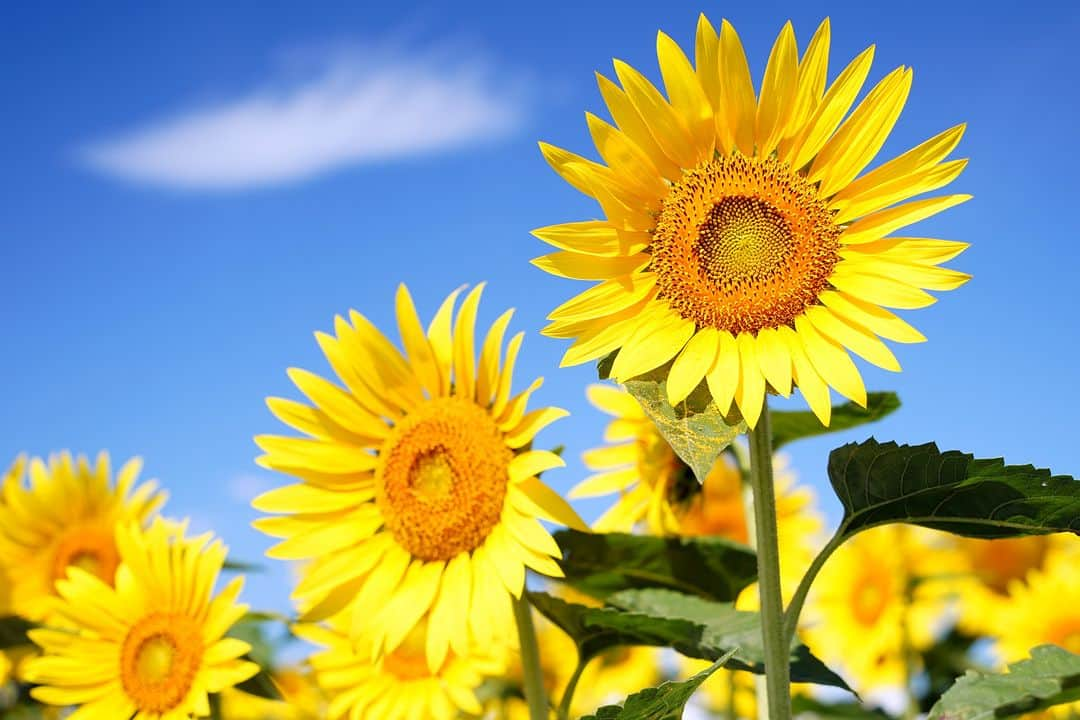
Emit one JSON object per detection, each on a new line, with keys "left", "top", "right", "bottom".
{"left": 0, "top": 451, "right": 166, "bottom": 620}
{"left": 24, "top": 518, "right": 258, "bottom": 717}
{"left": 296, "top": 619, "right": 504, "bottom": 720}
{"left": 253, "top": 284, "right": 586, "bottom": 671}
{"left": 535, "top": 15, "right": 970, "bottom": 428}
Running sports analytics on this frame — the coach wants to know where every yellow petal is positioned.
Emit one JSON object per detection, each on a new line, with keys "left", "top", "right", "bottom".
{"left": 705, "top": 330, "right": 739, "bottom": 415}
{"left": 781, "top": 325, "right": 832, "bottom": 426}
{"left": 613, "top": 59, "right": 698, "bottom": 168}
{"left": 569, "top": 468, "right": 638, "bottom": 499}
{"left": 515, "top": 477, "right": 589, "bottom": 532}
{"left": 754, "top": 327, "right": 793, "bottom": 397}
{"left": 829, "top": 268, "right": 937, "bottom": 309}
{"left": 547, "top": 274, "right": 658, "bottom": 323}
{"left": 657, "top": 30, "right": 715, "bottom": 154}
{"left": 452, "top": 283, "right": 485, "bottom": 401}
{"left": 476, "top": 308, "right": 515, "bottom": 407}
{"left": 508, "top": 450, "right": 565, "bottom": 484}
{"left": 843, "top": 237, "right": 969, "bottom": 265}
{"left": 666, "top": 327, "right": 719, "bottom": 404}
{"left": 609, "top": 307, "right": 695, "bottom": 382}
{"left": 532, "top": 220, "right": 650, "bottom": 257}
{"left": 694, "top": 14, "right": 722, "bottom": 110}
{"left": 734, "top": 333, "right": 766, "bottom": 428}
{"left": 795, "top": 315, "right": 866, "bottom": 407}
{"left": 810, "top": 67, "right": 913, "bottom": 197}
{"left": 531, "top": 250, "right": 649, "bottom": 280}
{"left": 839, "top": 256, "right": 972, "bottom": 291}
{"left": 286, "top": 368, "right": 386, "bottom": 440}
{"left": 505, "top": 407, "right": 569, "bottom": 450}
{"left": 755, "top": 21, "right": 799, "bottom": 158}
{"left": 395, "top": 284, "right": 442, "bottom": 398}
{"left": 717, "top": 20, "right": 756, "bottom": 156}
{"left": 586, "top": 112, "right": 667, "bottom": 200}
{"left": 779, "top": 17, "right": 830, "bottom": 162}
{"left": 818, "top": 290, "right": 926, "bottom": 344}
{"left": 833, "top": 158, "right": 968, "bottom": 224}
{"left": 789, "top": 45, "right": 875, "bottom": 171}
{"left": 596, "top": 73, "right": 683, "bottom": 181}
{"left": 427, "top": 286, "right": 464, "bottom": 397}
{"left": 840, "top": 194, "right": 972, "bottom": 245}
{"left": 587, "top": 383, "right": 644, "bottom": 418}
{"left": 805, "top": 305, "right": 901, "bottom": 372}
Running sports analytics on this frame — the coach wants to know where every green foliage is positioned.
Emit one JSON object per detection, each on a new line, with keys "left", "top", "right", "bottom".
{"left": 770, "top": 392, "right": 900, "bottom": 449}
{"left": 599, "top": 354, "right": 745, "bottom": 482}
{"left": 578, "top": 655, "right": 734, "bottom": 720}
{"left": 0, "top": 616, "right": 33, "bottom": 650}
{"left": 225, "top": 613, "right": 287, "bottom": 700}
{"left": 829, "top": 439, "right": 1080, "bottom": 539}
{"left": 554, "top": 529, "right": 757, "bottom": 602}
{"left": 609, "top": 589, "right": 850, "bottom": 690}
{"left": 929, "top": 645, "right": 1080, "bottom": 719}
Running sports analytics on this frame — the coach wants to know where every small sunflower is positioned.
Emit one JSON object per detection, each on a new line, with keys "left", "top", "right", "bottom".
{"left": 575, "top": 385, "right": 823, "bottom": 591}
{"left": 534, "top": 15, "right": 970, "bottom": 427}
{"left": 994, "top": 553, "right": 1080, "bottom": 718}
{"left": 803, "top": 525, "right": 958, "bottom": 692}
{"left": 951, "top": 534, "right": 1078, "bottom": 637}
{"left": 295, "top": 619, "right": 502, "bottom": 720}
{"left": 253, "top": 284, "right": 586, "bottom": 671}
{"left": 0, "top": 452, "right": 166, "bottom": 620}
{"left": 23, "top": 518, "right": 258, "bottom": 718}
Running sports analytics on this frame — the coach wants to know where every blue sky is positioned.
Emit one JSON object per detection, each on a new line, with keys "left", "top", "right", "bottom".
{"left": 2, "top": 0, "right": 1078, "bottom": 613}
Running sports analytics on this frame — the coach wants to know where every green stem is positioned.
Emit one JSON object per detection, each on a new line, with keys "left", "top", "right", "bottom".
{"left": 513, "top": 593, "right": 549, "bottom": 720}
{"left": 782, "top": 530, "right": 846, "bottom": 645}
{"left": 747, "top": 401, "right": 792, "bottom": 720}
{"left": 557, "top": 660, "right": 587, "bottom": 720}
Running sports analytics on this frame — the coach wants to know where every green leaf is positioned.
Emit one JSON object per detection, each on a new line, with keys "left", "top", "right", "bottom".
{"left": 0, "top": 615, "right": 33, "bottom": 649}
{"left": 579, "top": 654, "right": 734, "bottom": 720}
{"left": 223, "top": 558, "right": 266, "bottom": 573}
{"left": 790, "top": 696, "right": 892, "bottom": 718}
{"left": 527, "top": 592, "right": 704, "bottom": 663}
{"left": 609, "top": 588, "right": 850, "bottom": 691}
{"left": 929, "top": 645, "right": 1080, "bottom": 719}
{"left": 771, "top": 392, "right": 900, "bottom": 450}
{"left": 554, "top": 529, "right": 757, "bottom": 602}
{"left": 234, "top": 668, "right": 284, "bottom": 701}
{"left": 829, "top": 439, "right": 1080, "bottom": 539}
{"left": 611, "top": 358, "right": 746, "bottom": 482}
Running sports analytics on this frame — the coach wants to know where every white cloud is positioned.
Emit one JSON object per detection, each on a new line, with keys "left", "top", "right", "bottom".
{"left": 80, "top": 46, "right": 522, "bottom": 190}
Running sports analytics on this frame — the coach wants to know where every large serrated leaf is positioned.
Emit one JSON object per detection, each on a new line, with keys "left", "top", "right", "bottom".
{"left": 610, "top": 359, "right": 746, "bottom": 482}
{"left": 0, "top": 615, "right": 33, "bottom": 649}
{"left": 554, "top": 529, "right": 757, "bottom": 602}
{"left": 579, "top": 654, "right": 734, "bottom": 720}
{"left": 771, "top": 392, "right": 900, "bottom": 449}
{"left": 527, "top": 592, "right": 704, "bottom": 663}
{"left": 790, "top": 696, "right": 892, "bottom": 718}
{"left": 608, "top": 588, "right": 850, "bottom": 691}
{"left": 829, "top": 439, "right": 1080, "bottom": 540}
{"left": 929, "top": 645, "right": 1080, "bottom": 719}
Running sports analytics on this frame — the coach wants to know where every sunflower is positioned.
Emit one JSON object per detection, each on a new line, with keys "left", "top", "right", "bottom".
{"left": 23, "top": 518, "right": 258, "bottom": 718}
{"left": 802, "top": 525, "right": 958, "bottom": 693}
{"left": 252, "top": 284, "right": 586, "bottom": 671}
{"left": 295, "top": 619, "right": 502, "bottom": 720}
{"left": 575, "top": 386, "right": 823, "bottom": 595}
{"left": 534, "top": 15, "right": 970, "bottom": 427}
{"left": 0, "top": 451, "right": 166, "bottom": 620}
{"left": 951, "top": 534, "right": 1078, "bottom": 637}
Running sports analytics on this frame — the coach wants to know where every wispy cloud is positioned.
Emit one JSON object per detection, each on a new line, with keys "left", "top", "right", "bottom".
{"left": 80, "top": 45, "right": 523, "bottom": 190}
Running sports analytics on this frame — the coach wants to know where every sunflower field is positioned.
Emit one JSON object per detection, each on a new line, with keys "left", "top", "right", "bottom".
{"left": 3, "top": 10, "right": 1079, "bottom": 720}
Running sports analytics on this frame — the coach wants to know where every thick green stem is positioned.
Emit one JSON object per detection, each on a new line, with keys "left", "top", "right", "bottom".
{"left": 557, "top": 660, "right": 587, "bottom": 720}
{"left": 747, "top": 402, "right": 792, "bottom": 720}
{"left": 513, "top": 593, "right": 549, "bottom": 720}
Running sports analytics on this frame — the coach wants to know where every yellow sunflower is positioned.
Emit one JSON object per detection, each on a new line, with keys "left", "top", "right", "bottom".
{"left": 295, "top": 619, "right": 502, "bottom": 720}
{"left": 252, "top": 284, "right": 587, "bottom": 671}
{"left": 0, "top": 451, "right": 166, "bottom": 620}
{"left": 534, "top": 15, "right": 970, "bottom": 427}
{"left": 994, "top": 553, "right": 1080, "bottom": 718}
{"left": 23, "top": 518, "right": 259, "bottom": 718}
{"left": 575, "top": 385, "right": 823, "bottom": 597}
{"left": 951, "top": 534, "right": 1079, "bottom": 637}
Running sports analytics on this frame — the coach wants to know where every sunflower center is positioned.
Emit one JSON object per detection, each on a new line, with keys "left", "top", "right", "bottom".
{"left": 1050, "top": 619, "right": 1080, "bottom": 655}
{"left": 963, "top": 536, "right": 1048, "bottom": 595}
{"left": 852, "top": 573, "right": 892, "bottom": 627}
{"left": 376, "top": 397, "right": 511, "bottom": 561}
{"left": 651, "top": 154, "right": 841, "bottom": 335}
{"left": 51, "top": 525, "right": 120, "bottom": 584}
{"left": 120, "top": 613, "right": 204, "bottom": 713}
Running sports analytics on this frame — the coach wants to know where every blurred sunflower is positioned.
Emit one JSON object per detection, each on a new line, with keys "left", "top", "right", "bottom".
{"left": 952, "top": 535, "right": 1078, "bottom": 637}
{"left": 995, "top": 553, "right": 1080, "bottom": 718}
{"left": 534, "top": 15, "right": 970, "bottom": 427}
{"left": 575, "top": 386, "right": 823, "bottom": 593}
{"left": 803, "top": 525, "right": 959, "bottom": 692}
{"left": 218, "top": 667, "right": 324, "bottom": 719}
{"left": 253, "top": 284, "right": 586, "bottom": 671}
{"left": 0, "top": 452, "right": 165, "bottom": 620}
{"left": 23, "top": 518, "right": 258, "bottom": 718}
{"left": 296, "top": 619, "right": 502, "bottom": 720}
